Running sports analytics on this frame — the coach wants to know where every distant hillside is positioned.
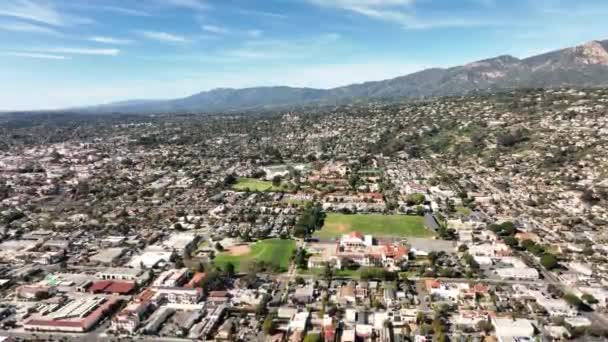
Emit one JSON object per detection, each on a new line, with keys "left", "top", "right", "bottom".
{"left": 82, "top": 39, "right": 608, "bottom": 114}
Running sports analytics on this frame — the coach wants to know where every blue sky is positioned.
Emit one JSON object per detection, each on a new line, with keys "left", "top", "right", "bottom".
{"left": 1, "top": 0, "right": 608, "bottom": 110}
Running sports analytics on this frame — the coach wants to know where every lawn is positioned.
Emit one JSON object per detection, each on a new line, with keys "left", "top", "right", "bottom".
{"left": 232, "top": 178, "right": 283, "bottom": 192}
{"left": 314, "top": 213, "right": 434, "bottom": 239}
{"left": 283, "top": 198, "right": 312, "bottom": 206}
{"left": 213, "top": 239, "right": 296, "bottom": 273}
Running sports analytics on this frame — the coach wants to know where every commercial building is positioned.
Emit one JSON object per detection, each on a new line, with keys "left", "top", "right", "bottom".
{"left": 24, "top": 297, "right": 120, "bottom": 333}
{"left": 492, "top": 317, "right": 535, "bottom": 342}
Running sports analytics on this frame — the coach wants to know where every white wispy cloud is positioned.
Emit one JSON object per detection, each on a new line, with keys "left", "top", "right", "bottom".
{"left": 95, "top": 5, "right": 152, "bottom": 17}
{"left": 89, "top": 36, "right": 133, "bottom": 45}
{"left": 42, "top": 48, "right": 120, "bottom": 56}
{"left": 225, "top": 33, "right": 343, "bottom": 60}
{"left": 309, "top": 0, "right": 415, "bottom": 10}
{"left": 0, "top": 0, "right": 92, "bottom": 26}
{"left": 0, "top": 21, "right": 61, "bottom": 35}
{"left": 163, "top": 0, "right": 209, "bottom": 11}
{"left": 0, "top": 0, "right": 62, "bottom": 25}
{"left": 3, "top": 51, "right": 69, "bottom": 60}
{"left": 235, "top": 9, "right": 287, "bottom": 19}
{"left": 308, "top": 0, "right": 493, "bottom": 29}
{"left": 202, "top": 25, "right": 228, "bottom": 35}
{"left": 137, "top": 30, "right": 190, "bottom": 43}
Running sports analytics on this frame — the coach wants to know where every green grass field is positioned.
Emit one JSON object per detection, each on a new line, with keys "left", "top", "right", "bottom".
{"left": 213, "top": 239, "right": 296, "bottom": 273}
{"left": 232, "top": 178, "right": 283, "bottom": 192}
{"left": 313, "top": 213, "right": 433, "bottom": 239}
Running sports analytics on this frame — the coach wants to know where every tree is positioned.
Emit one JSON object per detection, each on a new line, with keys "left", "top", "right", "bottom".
{"left": 293, "top": 203, "right": 326, "bottom": 238}
{"left": 294, "top": 248, "right": 308, "bottom": 269}
{"left": 256, "top": 294, "right": 270, "bottom": 317}
{"left": 262, "top": 315, "right": 276, "bottom": 335}
{"left": 252, "top": 169, "right": 266, "bottom": 179}
{"left": 463, "top": 253, "right": 480, "bottom": 271}
{"left": 174, "top": 256, "right": 185, "bottom": 268}
{"left": 416, "top": 312, "right": 426, "bottom": 325}
{"left": 540, "top": 253, "right": 558, "bottom": 270}
{"left": 348, "top": 173, "right": 360, "bottom": 190}
{"left": 503, "top": 236, "right": 518, "bottom": 248}
{"left": 564, "top": 293, "right": 587, "bottom": 311}
{"left": 272, "top": 175, "right": 282, "bottom": 187}
{"left": 303, "top": 333, "right": 322, "bottom": 342}
{"left": 476, "top": 320, "right": 494, "bottom": 334}
{"left": 435, "top": 332, "right": 447, "bottom": 342}
{"left": 581, "top": 189, "right": 600, "bottom": 204}
{"left": 428, "top": 251, "right": 441, "bottom": 266}
{"left": 35, "top": 291, "right": 50, "bottom": 301}
{"left": 521, "top": 239, "right": 535, "bottom": 250}
{"left": 223, "top": 174, "right": 237, "bottom": 186}
{"left": 200, "top": 269, "right": 227, "bottom": 294}
{"left": 224, "top": 262, "right": 236, "bottom": 277}
{"left": 496, "top": 128, "right": 529, "bottom": 147}
{"left": 360, "top": 267, "right": 394, "bottom": 280}
{"left": 406, "top": 193, "right": 425, "bottom": 206}
{"left": 322, "top": 262, "right": 333, "bottom": 280}
{"left": 582, "top": 293, "right": 599, "bottom": 305}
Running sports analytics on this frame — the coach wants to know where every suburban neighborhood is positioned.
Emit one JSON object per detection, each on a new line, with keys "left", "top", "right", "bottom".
{"left": 0, "top": 88, "right": 607, "bottom": 341}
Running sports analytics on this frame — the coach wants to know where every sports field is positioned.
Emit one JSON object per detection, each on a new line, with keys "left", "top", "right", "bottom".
{"left": 232, "top": 178, "right": 283, "bottom": 192}
{"left": 213, "top": 239, "right": 296, "bottom": 273}
{"left": 313, "top": 213, "right": 433, "bottom": 239}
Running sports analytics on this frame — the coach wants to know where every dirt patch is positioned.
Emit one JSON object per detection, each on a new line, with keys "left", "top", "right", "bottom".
{"left": 334, "top": 223, "right": 350, "bottom": 233}
{"left": 228, "top": 244, "right": 251, "bottom": 256}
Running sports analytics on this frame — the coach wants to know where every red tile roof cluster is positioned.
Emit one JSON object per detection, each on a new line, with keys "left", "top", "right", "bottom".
{"left": 472, "top": 283, "right": 489, "bottom": 293}
{"left": 88, "top": 280, "right": 135, "bottom": 295}
{"left": 382, "top": 244, "right": 408, "bottom": 259}
{"left": 349, "top": 231, "right": 364, "bottom": 239}
{"left": 324, "top": 326, "right": 336, "bottom": 342}
{"left": 425, "top": 279, "right": 441, "bottom": 290}
{"left": 136, "top": 288, "right": 155, "bottom": 302}
{"left": 208, "top": 290, "right": 228, "bottom": 298}
{"left": 185, "top": 272, "right": 206, "bottom": 288}
{"left": 360, "top": 192, "right": 384, "bottom": 200}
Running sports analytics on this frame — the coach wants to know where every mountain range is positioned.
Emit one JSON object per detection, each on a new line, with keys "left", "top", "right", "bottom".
{"left": 85, "top": 39, "right": 608, "bottom": 114}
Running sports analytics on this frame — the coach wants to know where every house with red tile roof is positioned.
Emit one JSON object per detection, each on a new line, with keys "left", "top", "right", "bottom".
{"left": 185, "top": 272, "right": 206, "bottom": 288}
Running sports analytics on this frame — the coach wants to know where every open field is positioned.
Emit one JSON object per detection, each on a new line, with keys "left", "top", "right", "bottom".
{"left": 227, "top": 244, "right": 251, "bottom": 256}
{"left": 213, "top": 239, "right": 296, "bottom": 273}
{"left": 232, "top": 178, "right": 283, "bottom": 192}
{"left": 314, "top": 213, "right": 433, "bottom": 239}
